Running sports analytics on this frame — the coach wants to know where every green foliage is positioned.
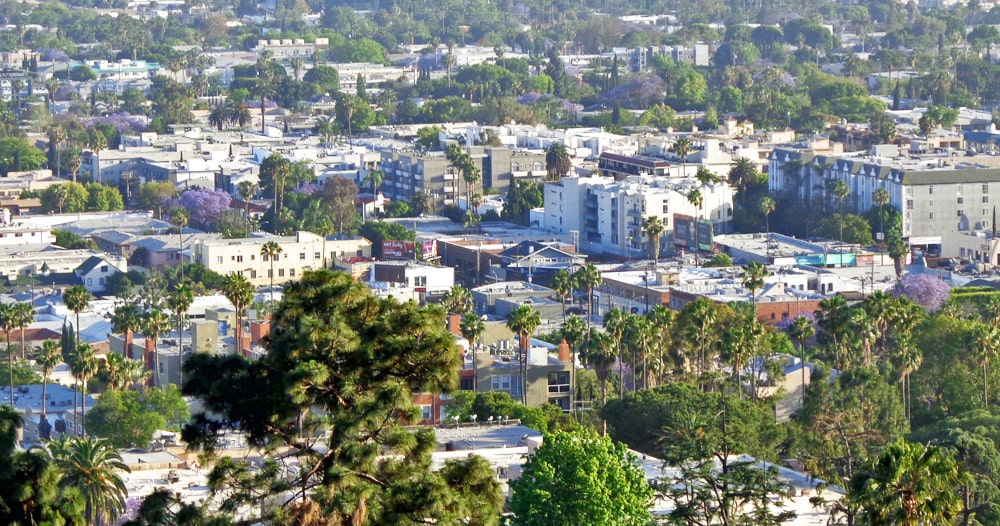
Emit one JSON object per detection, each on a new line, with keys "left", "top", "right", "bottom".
{"left": 182, "top": 270, "right": 502, "bottom": 523}
{"left": 40, "top": 182, "right": 90, "bottom": 213}
{"left": 503, "top": 180, "right": 543, "bottom": 226}
{"left": 0, "top": 358, "right": 42, "bottom": 385}
{"left": 445, "top": 391, "right": 578, "bottom": 433}
{"left": 814, "top": 213, "right": 874, "bottom": 245}
{"left": 161, "top": 263, "right": 226, "bottom": 293}
{"left": 0, "top": 137, "right": 47, "bottom": 175}
{"left": 603, "top": 384, "right": 784, "bottom": 459}
{"left": 85, "top": 182, "right": 124, "bottom": 211}
{"left": 86, "top": 386, "right": 189, "bottom": 448}
{"left": 52, "top": 229, "right": 97, "bottom": 250}
{"left": 358, "top": 220, "right": 415, "bottom": 258}
{"left": 704, "top": 253, "right": 734, "bottom": 267}
{"left": 510, "top": 429, "right": 652, "bottom": 526}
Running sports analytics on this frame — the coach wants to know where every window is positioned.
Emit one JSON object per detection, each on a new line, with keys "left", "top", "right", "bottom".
{"left": 929, "top": 212, "right": 934, "bottom": 219}
{"left": 279, "top": 268, "right": 285, "bottom": 277}
{"left": 300, "top": 253, "right": 306, "bottom": 260}
{"left": 100, "top": 265, "right": 108, "bottom": 272}
{"left": 99, "top": 277, "right": 105, "bottom": 285}
{"left": 262, "top": 254, "right": 268, "bottom": 262}
{"left": 906, "top": 200, "right": 914, "bottom": 209}
{"left": 217, "top": 256, "right": 223, "bottom": 263}
{"left": 958, "top": 210, "right": 964, "bottom": 217}
{"left": 236, "top": 255, "right": 243, "bottom": 263}
{"left": 985, "top": 196, "right": 990, "bottom": 203}
{"left": 492, "top": 375, "right": 511, "bottom": 390}
{"left": 929, "top": 200, "right": 934, "bottom": 207}
{"left": 314, "top": 252, "right": 321, "bottom": 259}
{"left": 984, "top": 184, "right": 990, "bottom": 193}
{"left": 268, "top": 269, "right": 273, "bottom": 278}
{"left": 290, "top": 269, "right": 295, "bottom": 277}
{"left": 414, "top": 275, "right": 427, "bottom": 287}
{"left": 929, "top": 186, "right": 934, "bottom": 194}
{"left": 251, "top": 270, "right": 257, "bottom": 279}
{"left": 459, "top": 377, "right": 475, "bottom": 391}
{"left": 87, "top": 278, "right": 92, "bottom": 286}
{"left": 420, "top": 405, "right": 433, "bottom": 421}
{"left": 958, "top": 197, "right": 964, "bottom": 204}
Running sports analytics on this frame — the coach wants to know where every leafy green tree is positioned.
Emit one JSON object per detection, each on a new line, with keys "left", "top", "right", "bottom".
{"left": 815, "top": 213, "right": 874, "bottom": 246}
{"left": 510, "top": 429, "right": 652, "bottom": 526}
{"left": 503, "top": 180, "right": 543, "bottom": 226}
{"left": 182, "top": 270, "right": 502, "bottom": 524}
{"left": 86, "top": 386, "right": 189, "bottom": 448}
{"left": 0, "top": 137, "right": 46, "bottom": 175}
{"left": 134, "top": 181, "right": 178, "bottom": 218}
{"left": 849, "top": 438, "right": 965, "bottom": 526}
{"left": 40, "top": 182, "right": 89, "bottom": 213}
{"left": 85, "top": 182, "right": 124, "bottom": 211}
{"left": 50, "top": 435, "right": 130, "bottom": 525}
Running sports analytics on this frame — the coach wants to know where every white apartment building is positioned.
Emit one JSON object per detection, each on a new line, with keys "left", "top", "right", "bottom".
{"left": 252, "top": 38, "right": 329, "bottom": 59}
{"left": 85, "top": 59, "right": 161, "bottom": 82}
{"left": 0, "top": 223, "right": 55, "bottom": 246}
{"left": 190, "top": 232, "right": 372, "bottom": 287}
{"left": 544, "top": 174, "right": 732, "bottom": 257}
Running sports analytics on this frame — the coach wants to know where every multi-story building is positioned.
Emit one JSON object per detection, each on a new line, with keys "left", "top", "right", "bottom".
{"left": 252, "top": 38, "right": 329, "bottom": 59}
{"left": 770, "top": 146, "right": 1000, "bottom": 249}
{"left": 84, "top": 59, "right": 161, "bottom": 82}
{"left": 474, "top": 343, "right": 573, "bottom": 410}
{"left": 379, "top": 147, "right": 546, "bottom": 207}
{"left": 544, "top": 174, "right": 732, "bottom": 257}
{"left": 191, "top": 232, "right": 372, "bottom": 287}
{"left": 0, "top": 67, "right": 30, "bottom": 102}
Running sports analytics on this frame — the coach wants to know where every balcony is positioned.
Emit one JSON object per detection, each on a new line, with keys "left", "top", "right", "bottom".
{"left": 548, "top": 384, "right": 571, "bottom": 394}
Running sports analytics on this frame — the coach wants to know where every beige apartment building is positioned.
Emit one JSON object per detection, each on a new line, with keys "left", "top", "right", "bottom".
{"left": 190, "top": 231, "right": 372, "bottom": 287}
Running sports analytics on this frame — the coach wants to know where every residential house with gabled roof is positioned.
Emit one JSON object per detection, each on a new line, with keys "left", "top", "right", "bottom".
{"left": 74, "top": 255, "right": 126, "bottom": 294}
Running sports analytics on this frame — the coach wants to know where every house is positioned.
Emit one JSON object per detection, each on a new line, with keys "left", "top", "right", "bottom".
{"left": 474, "top": 340, "right": 573, "bottom": 411}
{"left": 74, "top": 255, "right": 126, "bottom": 294}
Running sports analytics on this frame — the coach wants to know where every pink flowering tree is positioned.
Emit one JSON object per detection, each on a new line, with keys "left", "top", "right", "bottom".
{"left": 893, "top": 273, "right": 950, "bottom": 312}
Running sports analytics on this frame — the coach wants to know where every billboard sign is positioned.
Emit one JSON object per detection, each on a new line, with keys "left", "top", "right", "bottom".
{"left": 672, "top": 213, "right": 714, "bottom": 251}
{"left": 382, "top": 240, "right": 415, "bottom": 259}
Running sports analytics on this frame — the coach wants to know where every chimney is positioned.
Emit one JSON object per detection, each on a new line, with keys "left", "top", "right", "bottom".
{"left": 558, "top": 340, "right": 570, "bottom": 362}
{"left": 447, "top": 313, "right": 462, "bottom": 336}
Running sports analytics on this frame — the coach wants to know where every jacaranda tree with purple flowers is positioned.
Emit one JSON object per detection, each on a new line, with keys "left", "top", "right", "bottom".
{"left": 176, "top": 189, "right": 232, "bottom": 232}
{"left": 893, "top": 273, "right": 950, "bottom": 312}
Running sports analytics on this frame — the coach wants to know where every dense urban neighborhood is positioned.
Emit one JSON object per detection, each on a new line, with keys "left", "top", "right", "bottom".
{"left": 4, "top": 0, "right": 1000, "bottom": 523}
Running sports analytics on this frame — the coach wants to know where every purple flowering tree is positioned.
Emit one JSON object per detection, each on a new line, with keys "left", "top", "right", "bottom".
{"left": 176, "top": 189, "right": 232, "bottom": 232}
{"left": 893, "top": 273, "right": 950, "bottom": 312}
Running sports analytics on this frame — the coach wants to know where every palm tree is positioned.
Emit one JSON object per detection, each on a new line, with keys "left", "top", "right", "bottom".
{"left": 786, "top": 315, "right": 815, "bottom": 407}
{"left": 47, "top": 125, "right": 65, "bottom": 180}
{"left": 260, "top": 241, "right": 283, "bottom": 306}
{"left": 71, "top": 343, "right": 98, "bottom": 436}
{"left": 139, "top": 309, "right": 170, "bottom": 388}
{"left": 11, "top": 302, "right": 33, "bottom": 360}
{"left": 561, "top": 315, "right": 587, "bottom": 413}
{"left": 101, "top": 352, "right": 127, "bottom": 391}
{"left": 972, "top": 324, "right": 999, "bottom": 410}
{"left": 758, "top": 196, "right": 776, "bottom": 259}
{"left": 289, "top": 57, "right": 305, "bottom": 80}
{"left": 110, "top": 302, "right": 143, "bottom": 360}
{"left": 728, "top": 157, "right": 762, "bottom": 194}
{"left": 873, "top": 187, "right": 891, "bottom": 245}
{"left": 832, "top": 179, "right": 851, "bottom": 244}
{"left": 742, "top": 261, "right": 768, "bottom": 307}
{"left": 586, "top": 330, "right": 616, "bottom": 422}
{"left": 544, "top": 142, "right": 572, "bottom": 180}
{"left": 506, "top": 305, "right": 541, "bottom": 405}
{"left": 687, "top": 188, "right": 704, "bottom": 266}
{"left": 252, "top": 61, "right": 278, "bottom": 134}
{"left": 166, "top": 284, "right": 194, "bottom": 385}
{"left": 62, "top": 285, "right": 90, "bottom": 345}
{"left": 643, "top": 216, "right": 664, "bottom": 267}
{"left": 35, "top": 340, "right": 61, "bottom": 417}
{"left": 603, "top": 307, "right": 628, "bottom": 397}
{"left": 172, "top": 208, "right": 188, "bottom": 281}
{"left": 572, "top": 264, "right": 602, "bottom": 334}
{"left": 674, "top": 136, "right": 692, "bottom": 176}
{"left": 238, "top": 181, "right": 257, "bottom": 236}
{"left": 441, "top": 285, "right": 474, "bottom": 316}
{"left": 0, "top": 304, "right": 13, "bottom": 407}
{"left": 848, "top": 439, "right": 965, "bottom": 526}
{"left": 209, "top": 104, "right": 227, "bottom": 131}
{"left": 551, "top": 269, "right": 574, "bottom": 321}
{"left": 50, "top": 435, "right": 131, "bottom": 525}
{"left": 459, "top": 312, "right": 486, "bottom": 391}
{"left": 222, "top": 273, "right": 254, "bottom": 355}
{"left": 90, "top": 130, "right": 107, "bottom": 183}
{"left": 230, "top": 101, "right": 253, "bottom": 128}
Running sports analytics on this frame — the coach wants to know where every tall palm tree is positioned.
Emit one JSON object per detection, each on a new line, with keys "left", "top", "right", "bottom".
{"left": 110, "top": 302, "right": 142, "bottom": 360}
{"left": 252, "top": 61, "right": 278, "bottom": 134}
{"left": 742, "top": 261, "right": 768, "bottom": 305}
{"left": 260, "top": 241, "right": 283, "bottom": 307}
{"left": 758, "top": 196, "right": 776, "bottom": 259}
{"left": 848, "top": 439, "right": 965, "bottom": 526}
{"left": 573, "top": 264, "right": 602, "bottom": 334}
{"left": 674, "top": 136, "right": 692, "bottom": 176}
{"left": 166, "top": 284, "right": 194, "bottom": 385}
{"left": 68, "top": 343, "right": 96, "bottom": 436}
{"left": 289, "top": 57, "right": 305, "bottom": 80}
{"left": 101, "top": 352, "right": 127, "bottom": 392}
{"left": 35, "top": 340, "right": 61, "bottom": 417}
{"left": 209, "top": 104, "right": 227, "bottom": 131}
{"left": 140, "top": 308, "right": 171, "bottom": 388}
{"left": 585, "top": 330, "right": 616, "bottom": 421}
{"left": 222, "top": 273, "right": 254, "bottom": 355}
{"left": 972, "top": 324, "right": 999, "bottom": 410}
{"left": 50, "top": 435, "right": 131, "bottom": 526}
{"left": 559, "top": 316, "right": 586, "bottom": 412}
{"left": 643, "top": 216, "right": 665, "bottom": 267}
{"left": 787, "top": 315, "right": 815, "bottom": 407}
{"left": 238, "top": 181, "right": 257, "bottom": 235}
{"left": 873, "top": 187, "right": 891, "bottom": 245}
{"left": 506, "top": 305, "right": 541, "bottom": 405}
{"left": 551, "top": 269, "right": 573, "bottom": 321}
{"left": 544, "top": 142, "right": 572, "bottom": 180}
{"left": 832, "top": 179, "right": 851, "bottom": 244}
{"left": 459, "top": 312, "right": 486, "bottom": 392}
{"left": 230, "top": 101, "right": 253, "bottom": 128}
{"left": 172, "top": 208, "right": 189, "bottom": 282}
{"left": 90, "top": 130, "right": 107, "bottom": 183}
{"left": 0, "top": 303, "right": 13, "bottom": 407}
{"left": 687, "top": 188, "right": 704, "bottom": 266}
{"left": 603, "top": 308, "right": 628, "bottom": 397}
{"left": 10, "top": 300, "right": 33, "bottom": 359}
{"left": 63, "top": 285, "right": 92, "bottom": 340}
